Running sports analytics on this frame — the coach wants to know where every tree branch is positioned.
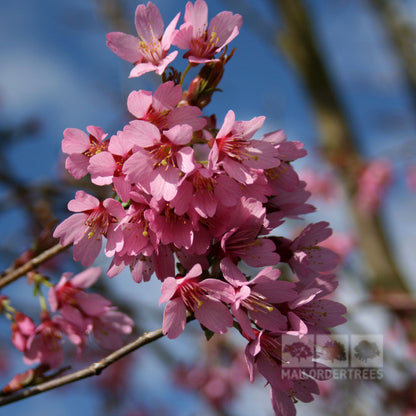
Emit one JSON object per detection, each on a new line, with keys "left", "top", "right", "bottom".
{"left": 0, "top": 243, "right": 69, "bottom": 290}
{"left": 0, "top": 316, "right": 194, "bottom": 406}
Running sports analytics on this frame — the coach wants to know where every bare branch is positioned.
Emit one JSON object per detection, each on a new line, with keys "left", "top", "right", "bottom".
{"left": 0, "top": 243, "right": 69, "bottom": 290}
{"left": 0, "top": 316, "right": 194, "bottom": 406}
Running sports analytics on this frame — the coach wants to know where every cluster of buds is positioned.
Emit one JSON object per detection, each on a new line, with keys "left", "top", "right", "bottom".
{"left": 52, "top": 1, "right": 347, "bottom": 415}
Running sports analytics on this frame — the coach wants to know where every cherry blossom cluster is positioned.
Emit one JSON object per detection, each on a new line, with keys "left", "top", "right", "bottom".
{"left": 2, "top": 267, "right": 133, "bottom": 391}
{"left": 53, "top": 1, "right": 347, "bottom": 414}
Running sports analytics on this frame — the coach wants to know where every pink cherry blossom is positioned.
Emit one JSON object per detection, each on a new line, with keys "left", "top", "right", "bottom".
{"left": 48, "top": 267, "right": 134, "bottom": 351}
{"left": 173, "top": 0, "right": 243, "bottom": 64}
{"left": 92, "top": 309, "right": 134, "bottom": 350}
{"left": 270, "top": 380, "right": 319, "bottom": 416}
{"left": 244, "top": 330, "right": 295, "bottom": 396}
{"left": 159, "top": 263, "right": 234, "bottom": 339}
{"left": 286, "top": 276, "right": 347, "bottom": 335}
{"left": 11, "top": 312, "right": 36, "bottom": 352}
{"left": 127, "top": 81, "right": 206, "bottom": 131}
{"left": 106, "top": 2, "right": 180, "bottom": 77}
{"left": 123, "top": 121, "right": 196, "bottom": 201}
{"left": 23, "top": 312, "right": 67, "bottom": 369}
{"left": 49, "top": 267, "right": 111, "bottom": 328}
{"left": 110, "top": 191, "right": 156, "bottom": 259}
{"left": 209, "top": 110, "right": 279, "bottom": 184}
{"left": 262, "top": 130, "right": 307, "bottom": 194}
{"left": 265, "top": 180, "right": 316, "bottom": 229}
{"left": 62, "top": 126, "right": 108, "bottom": 180}
{"left": 215, "top": 198, "right": 280, "bottom": 267}
{"left": 221, "top": 258, "right": 296, "bottom": 338}
{"left": 108, "top": 242, "right": 175, "bottom": 283}
{"left": 53, "top": 191, "right": 125, "bottom": 266}
{"left": 169, "top": 166, "right": 242, "bottom": 218}
{"left": 88, "top": 127, "right": 137, "bottom": 202}
{"left": 146, "top": 198, "right": 197, "bottom": 250}
{"left": 287, "top": 222, "right": 340, "bottom": 282}
{"left": 244, "top": 330, "right": 326, "bottom": 416}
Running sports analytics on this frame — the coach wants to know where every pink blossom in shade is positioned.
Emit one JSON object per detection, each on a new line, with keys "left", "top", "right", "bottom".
{"left": 23, "top": 312, "right": 65, "bottom": 369}
{"left": 127, "top": 81, "right": 206, "bottom": 131}
{"left": 48, "top": 267, "right": 112, "bottom": 329}
{"left": 270, "top": 380, "right": 319, "bottom": 416}
{"left": 287, "top": 222, "right": 340, "bottom": 282}
{"left": 210, "top": 197, "right": 267, "bottom": 240}
{"left": 62, "top": 126, "right": 108, "bottom": 180}
{"left": 261, "top": 129, "right": 307, "bottom": 162}
{"left": 209, "top": 110, "right": 279, "bottom": 185}
{"left": 92, "top": 309, "right": 134, "bottom": 350}
{"left": 52, "top": 314, "right": 87, "bottom": 355}
{"left": 220, "top": 258, "right": 297, "bottom": 338}
{"left": 173, "top": 0, "right": 243, "bottom": 64}
{"left": 244, "top": 330, "right": 293, "bottom": 394}
{"left": 107, "top": 243, "right": 175, "bottom": 283}
{"left": 11, "top": 313, "right": 36, "bottom": 352}
{"left": 265, "top": 161, "right": 300, "bottom": 195}
{"left": 146, "top": 199, "right": 195, "bottom": 250}
{"left": 265, "top": 180, "right": 316, "bottom": 229}
{"left": 286, "top": 278, "right": 347, "bottom": 335}
{"left": 214, "top": 198, "right": 280, "bottom": 267}
{"left": 48, "top": 268, "right": 134, "bottom": 351}
{"left": 241, "top": 170, "right": 271, "bottom": 204}
{"left": 244, "top": 330, "right": 324, "bottom": 416}
{"left": 53, "top": 191, "right": 125, "bottom": 267}
{"left": 261, "top": 130, "right": 307, "bottom": 194}
{"left": 356, "top": 158, "right": 393, "bottom": 214}
{"left": 107, "top": 253, "right": 152, "bottom": 283}
{"left": 106, "top": 2, "right": 180, "bottom": 78}
{"left": 176, "top": 247, "right": 210, "bottom": 271}
{"left": 159, "top": 263, "right": 234, "bottom": 339}
{"left": 122, "top": 121, "right": 196, "bottom": 202}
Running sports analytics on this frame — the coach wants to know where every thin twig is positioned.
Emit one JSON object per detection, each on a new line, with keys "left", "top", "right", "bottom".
{"left": 0, "top": 316, "right": 194, "bottom": 406}
{"left": 0, "top": 243, "right": 69, "bottom": 290}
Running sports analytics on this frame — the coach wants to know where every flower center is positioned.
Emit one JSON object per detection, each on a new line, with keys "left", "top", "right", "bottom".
{"left": 180, "top": 280, "right": 206, "bottom": 310}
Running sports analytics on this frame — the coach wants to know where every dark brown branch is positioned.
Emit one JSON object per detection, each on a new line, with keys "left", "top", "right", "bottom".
{"left": 0, "top": 243, "right": 69, "bottom": 290}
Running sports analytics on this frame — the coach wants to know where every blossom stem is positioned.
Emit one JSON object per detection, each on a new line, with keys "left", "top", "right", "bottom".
{"left": 0, "top": 315, "right": 195, "bottom": 406}
{"left": 38, "top": 292, "right": 48, "bottom": 312}
{"left": 180, "top": 63, "right": 193, "bottom": 86}
{"left": 0, "top": 243, "right": 70, "bottom": 290}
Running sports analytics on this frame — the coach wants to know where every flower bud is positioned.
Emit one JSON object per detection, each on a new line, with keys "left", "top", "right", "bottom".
{"left": 186, "top": 49, "right": 235, "bottom": 109}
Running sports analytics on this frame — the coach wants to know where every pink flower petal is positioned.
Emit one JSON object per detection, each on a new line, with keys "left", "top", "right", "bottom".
{"left": 106, "top": 32, "right": 142, "bottom": 63}
{"left": 62, "top": 128, "right": 90, "bottom": 154}
{"left": 163, "top": 297, "right": 187, "bottom": 339}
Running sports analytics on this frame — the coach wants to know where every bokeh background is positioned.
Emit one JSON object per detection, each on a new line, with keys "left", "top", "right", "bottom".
{"left": 1, "top": 0, "right": 416, "bottom": 415}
